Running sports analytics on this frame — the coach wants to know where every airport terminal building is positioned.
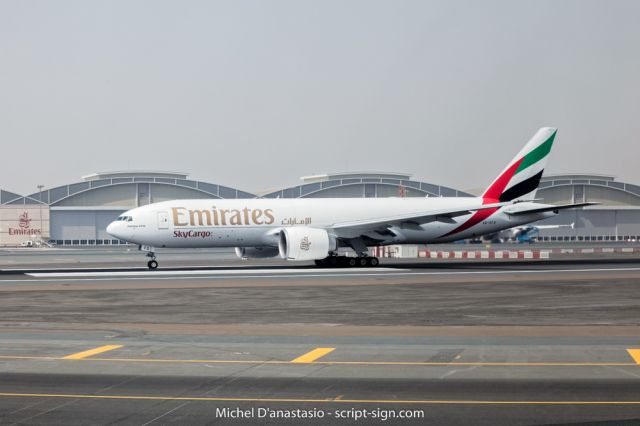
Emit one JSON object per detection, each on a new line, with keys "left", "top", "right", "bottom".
{"left": 1, "top": 171, "right": 639, "bottom": 246}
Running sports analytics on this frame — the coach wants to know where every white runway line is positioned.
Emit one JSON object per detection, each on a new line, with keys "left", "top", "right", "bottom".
{"left": 26, "top": 267, "right": 403, "bottom": 278}
{"left": 4, "top": 266, "right": 638, "bottom": 283}
{"left": 2, "top": 264, "right": 273, "bottom": 272}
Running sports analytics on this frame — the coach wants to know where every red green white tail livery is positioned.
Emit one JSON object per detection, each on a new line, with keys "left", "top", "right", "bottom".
{"left": 483, "top": 127, "right": 556, "bottom": 202}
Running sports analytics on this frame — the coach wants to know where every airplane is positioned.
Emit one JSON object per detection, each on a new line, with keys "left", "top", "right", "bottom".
{"left": 508, "top": 223, "right": 574, "bottom": 243}
{"left": 107, "top": 127, "right": 595, "bottom": 269}
{"left": 478, "top": 223, "right": 575, "bottom": 244}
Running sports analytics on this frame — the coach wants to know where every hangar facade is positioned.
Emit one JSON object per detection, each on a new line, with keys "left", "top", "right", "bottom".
{"left": 261, "top": 172, "right": 473, "bottom": 199}
{"left": 0, "top": 171, "right": 255, "bottom": 246}
{"left": 1, "top": 171, "right": 639, "bottom": 246}
{"left": 533, "top": 174, "right": 640, "bottom": 242}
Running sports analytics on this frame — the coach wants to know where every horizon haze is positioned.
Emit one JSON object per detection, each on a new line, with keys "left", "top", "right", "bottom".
{"left": 1, "top": 0, "right": 639, "bottom": 195}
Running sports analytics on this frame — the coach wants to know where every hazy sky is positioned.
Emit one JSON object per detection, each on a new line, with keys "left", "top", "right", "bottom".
{"left": 1, "top": 0, "right": 639, "bottom": 195}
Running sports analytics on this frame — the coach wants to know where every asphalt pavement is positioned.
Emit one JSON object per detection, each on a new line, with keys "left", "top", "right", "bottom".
{"left": 1, "top": 248, "right": 640, "bottom": 425}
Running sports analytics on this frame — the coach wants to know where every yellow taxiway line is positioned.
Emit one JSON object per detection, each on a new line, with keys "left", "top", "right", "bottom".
{"left": 291, "top": 347, "right": 336, "bottom": 363}
{"left": 1, "top": 392, "right": 640, "bottom": 405}
{"left": 63, "top": 345, "right": 123, "bottom": 360}
{"left": 0, "top": 355, "right": 637, "bottom": 367}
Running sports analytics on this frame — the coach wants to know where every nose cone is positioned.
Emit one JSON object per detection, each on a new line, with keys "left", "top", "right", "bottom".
{"left": 106, "top": 221, "right": 121, "bottom": 239}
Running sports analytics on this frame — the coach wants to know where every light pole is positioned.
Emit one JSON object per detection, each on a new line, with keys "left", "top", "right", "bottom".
{"left": 37, "top": 184, "right": 44, "bottom": 242}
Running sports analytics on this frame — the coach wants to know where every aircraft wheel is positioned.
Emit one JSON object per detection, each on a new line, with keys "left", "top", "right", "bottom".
{"left": 348, "top": 257, "right": 357, "bottom": 267}
{"left": 367, "top": 257, "right": 379, "bottom": 267}
{"left": 327, "top": 256, "right": 338, "bottom": 267}
{"left": 147, "top": 260, "right": 158, "bottom": 269}
{"left": 358, "top": 257, "right": 368, "bottom": 267}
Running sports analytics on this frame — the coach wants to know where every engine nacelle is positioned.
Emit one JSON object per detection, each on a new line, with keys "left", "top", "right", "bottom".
{"left": 235, "top": 246, "right": 280, "bottom": 259}
{"left": 278, "top": 227, "right": 334, "bottom": 261}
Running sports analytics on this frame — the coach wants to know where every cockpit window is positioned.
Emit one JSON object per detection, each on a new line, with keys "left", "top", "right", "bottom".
{"left": 117, "top": 216, "right": 133, "bottom": 222}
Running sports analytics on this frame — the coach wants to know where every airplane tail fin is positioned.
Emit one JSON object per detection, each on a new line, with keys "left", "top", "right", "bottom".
{"left": 482, "top": 127, "right": 557, "bottom": 202}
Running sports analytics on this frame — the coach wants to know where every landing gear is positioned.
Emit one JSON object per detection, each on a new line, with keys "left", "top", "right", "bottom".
{"left": 314, "top": 255, "right": 379, "bottom": 268}
{"left": 145, "top": 251, "right": 158, "bottom": 269}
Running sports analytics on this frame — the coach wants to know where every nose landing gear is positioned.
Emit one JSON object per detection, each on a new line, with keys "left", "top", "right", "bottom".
{"left": 138, "top": 245, "right": 159, "bottom": 270}
{"left": 145, "top": 251, "right": 158, "bottom": 269}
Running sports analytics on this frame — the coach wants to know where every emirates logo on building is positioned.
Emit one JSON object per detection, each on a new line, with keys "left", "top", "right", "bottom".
{"left": 18, "top": 211, "right": 31, "bottom": 229}
{"left": 9, "top": 211, "right": 40, "bottom": 236}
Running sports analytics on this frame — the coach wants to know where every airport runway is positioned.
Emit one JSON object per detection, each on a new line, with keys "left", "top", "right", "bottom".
{"left": 1, "top": 249, "right": 640, "bottom": 424}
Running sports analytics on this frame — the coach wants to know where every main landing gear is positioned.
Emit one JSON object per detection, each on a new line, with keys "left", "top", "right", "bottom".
{"left": 146, "top": 252, "right": 158, "bottom": 269}
{"left": 314, "top": 255, "right": 379, "bottom": 268}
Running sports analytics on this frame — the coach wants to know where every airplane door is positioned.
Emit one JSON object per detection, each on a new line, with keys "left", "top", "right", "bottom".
{"left": 157, "top": 211, "right": 169, "bottom": 229}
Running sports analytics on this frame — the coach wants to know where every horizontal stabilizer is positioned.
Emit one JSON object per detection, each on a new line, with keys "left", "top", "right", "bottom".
{"left": 505, "top": 202, "right": 598, "bottom": 216}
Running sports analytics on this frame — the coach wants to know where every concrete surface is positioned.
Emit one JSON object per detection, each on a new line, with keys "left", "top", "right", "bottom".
{"left": 1, "top": 249, "right": 640, "bottom": 425}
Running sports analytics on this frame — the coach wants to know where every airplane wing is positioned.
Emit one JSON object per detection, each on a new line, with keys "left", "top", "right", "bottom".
{"left": 534, "top": 222, "right": 575, "bottom": 230}
{"left": 504, "top": 202, "right": 597, "bottom": 216}
{"left": 331, "top": 201, "right": 512, "bottom": 232}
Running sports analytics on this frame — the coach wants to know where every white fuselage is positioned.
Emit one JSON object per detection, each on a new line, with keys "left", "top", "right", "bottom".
{"left": 106, "top": 197, "right": 554, "bottom": 249}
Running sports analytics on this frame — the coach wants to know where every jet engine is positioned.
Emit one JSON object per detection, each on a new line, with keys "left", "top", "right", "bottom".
{"left": 278, "top": 227, "right": 335, "bottom": 261}
{"left": 235, "top": 246, "right": 280, "bottom": 259}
